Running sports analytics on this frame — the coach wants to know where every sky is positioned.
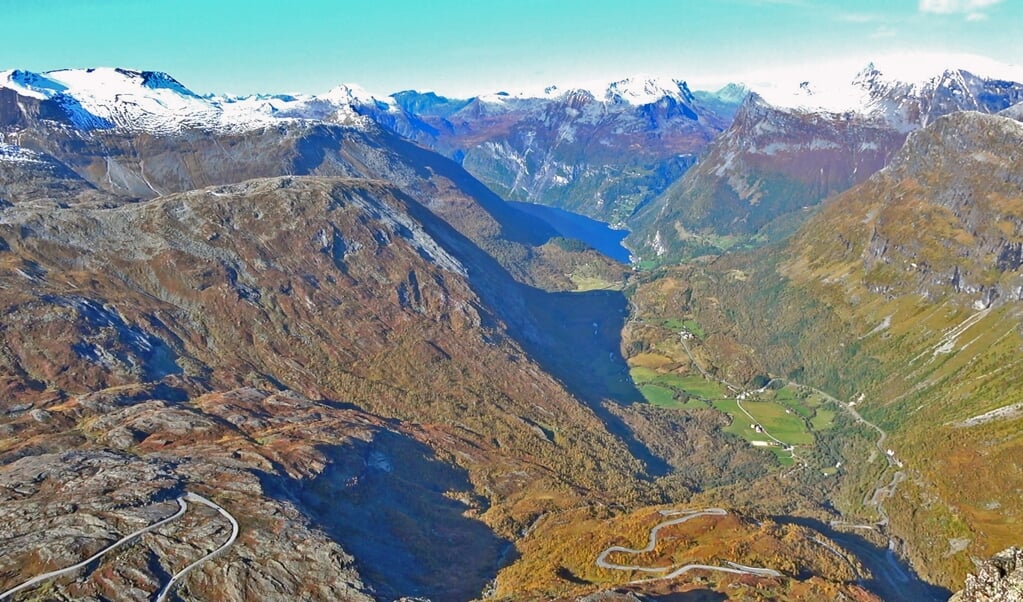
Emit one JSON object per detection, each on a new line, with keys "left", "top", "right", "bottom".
{"left": 1, "top": 0, "right": 1021, "bottom": 97}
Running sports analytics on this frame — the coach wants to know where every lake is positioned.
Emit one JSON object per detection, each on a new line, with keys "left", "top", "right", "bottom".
{"left": 508, "top": 201, "right": 632, "bottom": 263}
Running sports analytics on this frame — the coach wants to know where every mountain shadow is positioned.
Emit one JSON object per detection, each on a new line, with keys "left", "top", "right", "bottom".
{"left": 374, "top": 127, "right": 561, "bottom": 248}
{"left": 384, "top": 186, "right": 668, "bottom": 477}
{"left": 260, "top": 430, "right": 511, "bottom": 602}
{"left": 289, "top": 124, "right": 559, "bottom": 249}
{"left": 776, "top": 516, "right": 951, "bottom": 602}
{"left": 515, "top": 286, "right": 670, "bottom": 477}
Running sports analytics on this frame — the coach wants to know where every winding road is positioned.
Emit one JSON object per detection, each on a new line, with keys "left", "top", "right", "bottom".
{"left": 155, "top": 492, "right": 239, "bottom": 602}
{"left": 738, "top": 383, "right": 924, "bottom": 596}
{"left": 681, "top": 333, "right": 901, "bottom": 532}
{"left": 0, "top": 492, "right": 237, "bottom": 602}
{"left": 0, "top": 498, "right": 188, "bottom": 601}
{"left": 596, "top": 508, "right": 783, "bottom": 584}
{"left": 625, "top": 304, "right": 938, "bottom": 597}
{"left": 796, "top": 384, "right": 905, "bottom": 530}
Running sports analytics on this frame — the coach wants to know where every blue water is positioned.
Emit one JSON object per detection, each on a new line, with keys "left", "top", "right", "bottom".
{"left": 509, "top": 201, "right": 632, "bottom": 263}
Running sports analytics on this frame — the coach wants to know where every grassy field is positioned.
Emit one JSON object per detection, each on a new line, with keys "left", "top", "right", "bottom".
{"left": 630, "top": 366, "right": 817, "bottom": 449}
{"left": 629, "top": 366, "right": 665, "bottom": 384}
{"left": 630, "top": 367, "right": 731, "bottom": 400}
{"left": 626, "top": 348, "right": 837, "bottom": 466}
{"left": 713, "top": 399, "right": 768, "bottom": 442}
{"left": 709, "top": 399, "right": 801, "bottom": 465}
{"left": 771, "top": 447, "right": 796, "bottom": 466}
{"left": 674, "top": 375, "right": 729, "bottom": 399}
{"left": 660, "top": 318, "right": 685, "bottom": 330}
{"left": 682, "top": 319, "right": 706, "bottom": 339}
{"left": 811, "top": 408, "right": 837, "bottom": 431}
{"left": 571, "top": 275, "right": 625, "bottom": 291}
{"left": 638, "top": 384, "right": 681, "bottom": 408}
{"left": 739, "top": 400, "right": 815, "bottom": 445}
{"left": 767, "top": 384, "right": 837, "bottom": 432}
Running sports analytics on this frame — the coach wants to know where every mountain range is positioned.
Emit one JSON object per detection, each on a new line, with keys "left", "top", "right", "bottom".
{"left": 1, "top": 59, "right": 1023, "bottom": 601}
{"left": 627, "top": 64, "right": 1023, "bottom": 261}
{"left": 0, "top": 66, "right": 655, "bottom": 601}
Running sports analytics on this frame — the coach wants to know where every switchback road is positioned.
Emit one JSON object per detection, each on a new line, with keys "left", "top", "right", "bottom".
{"left": 155, "top": 492, "right": 239, "bottom": 602}
{"left": 0, "top": 492, "right": 238, "bottom": 602}
{"left": 0, "top": 497, "right": 187, "bottom": 600}
{"left": 596, "top": 508, "right": 783, "bottom": 583}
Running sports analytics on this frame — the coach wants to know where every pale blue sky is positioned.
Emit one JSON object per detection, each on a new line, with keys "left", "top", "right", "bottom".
{"left": 1, "top": 0, "right": 1020, "bottom": 96}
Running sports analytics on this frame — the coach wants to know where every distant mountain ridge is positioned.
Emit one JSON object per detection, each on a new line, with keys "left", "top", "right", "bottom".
{"left": 344, "top": 76, "right": 743, "bottom": 224}
{"left": 5, "top": 61, "right": 1023, "bottom": 265}
{"left": 0, "top": 67, "right": 378, "bottom": 134}
{"left": 0, "top": 67, "right": 747, "bottom": 228}
{"left": 628, "top": 63, "right": 1023, "bottom": 261}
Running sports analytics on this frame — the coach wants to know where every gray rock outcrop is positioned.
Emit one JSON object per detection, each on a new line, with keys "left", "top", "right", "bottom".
{"left": 951, "top": 547, "right": 1023, "bottom": 602}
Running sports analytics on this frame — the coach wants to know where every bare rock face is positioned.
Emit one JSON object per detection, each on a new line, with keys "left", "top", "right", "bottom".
{"left": 951, "top": 548, "right": 1023, "bottom": 602}
{"left": 0, "top": 175, "right": 645, "bottom": 601}
{"left": 0, "top": 391, "right": 385, "bottom": 602}
{"left": 791, "top": 111, "right": 1023, "bottom": 311}
{"left": 0, "top": 143, "right": 115, "bottom": 206}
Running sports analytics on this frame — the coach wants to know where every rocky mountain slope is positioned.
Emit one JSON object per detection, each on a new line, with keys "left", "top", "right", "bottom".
{"left": 354, "top": 78, "right": 739, "bottom": 224}
{"left": 0, "top": 176, "right": 649, "bottom": 601}
{"left": 950, "top": 547, "right": 1023, "bottom": 602}
{"left": 629, "top": 65, "right": 1023, "bottom": 261}
{"left": 653, "top": 110, "right": 1023, "bottom": 590}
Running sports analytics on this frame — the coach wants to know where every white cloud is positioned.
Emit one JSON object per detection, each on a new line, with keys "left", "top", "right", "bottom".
{"left": 919, "top": 0, "right": 1002, "bottom": 16}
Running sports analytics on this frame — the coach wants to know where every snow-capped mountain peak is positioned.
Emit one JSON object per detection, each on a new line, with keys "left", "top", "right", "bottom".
{"left": 466, "top": 75, "right": 698, "bottom": 108}
{"left": 743, "top": 53, "right": 1023, "bottom": 121}
{"left": 320, "top": 83, "right": 398, "bottom": 112}
{"left": 0, "top": 67, "right": 231, "bottom": 133}
{"left": 0, "top": 67, "right": 388, "bottom": 134}
{"left": 2, "top": 67, "right": 201, "bottom": 104}
{"left": 603, "top": 76, "right": 692, "bottom": 105}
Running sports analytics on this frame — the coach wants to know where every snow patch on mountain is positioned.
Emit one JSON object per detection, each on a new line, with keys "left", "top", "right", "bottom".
{"left": 742, "top": 53, "right": 1023, "bottom": 119}
{"left": 212, "top": 91, "right": 369, "bottom": 125}
{"left": 602, "top": 76, "right": 693, "bottom": 105}
{"left": 469, "top": 75, "right": 698, "bottom": 108}
{"left": 0, "top": 68, "right": 380, "bottom": 135}
{"left": 320, "top": 83, "right": 398, "bottom": 111}
{"left": 0, "top": 142, "right": 47, "bottom": 164}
